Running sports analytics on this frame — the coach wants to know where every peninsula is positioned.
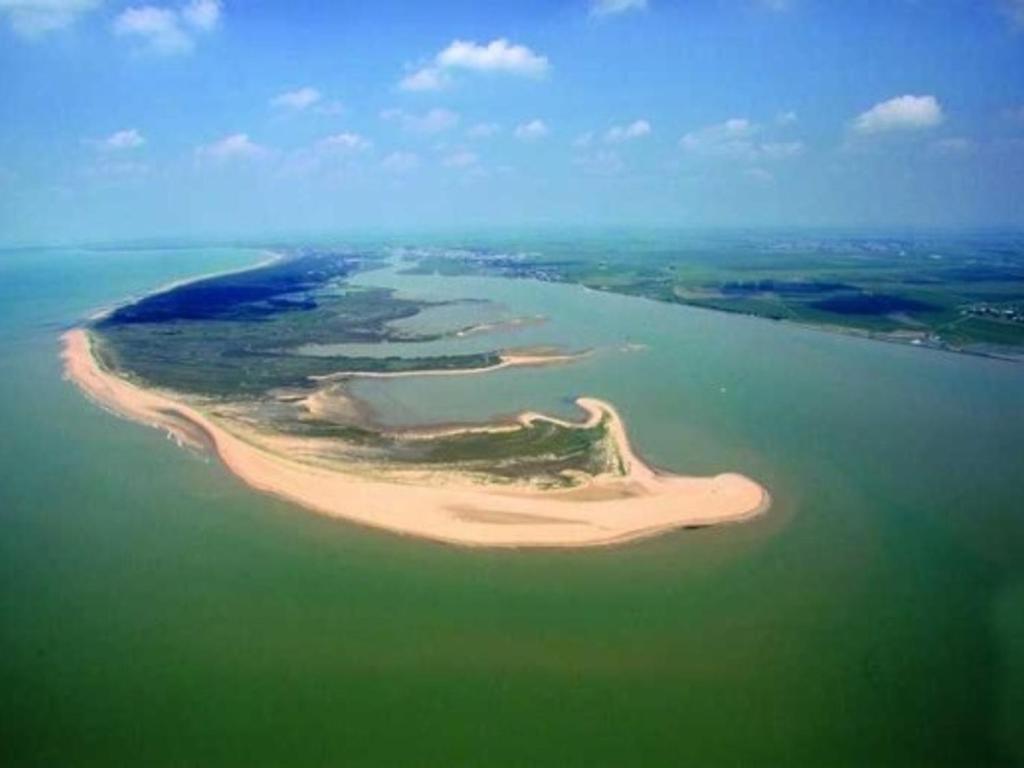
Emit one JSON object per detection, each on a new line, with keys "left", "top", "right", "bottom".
{"left": 63, "top": 251, "right": 768, "bottom": 547}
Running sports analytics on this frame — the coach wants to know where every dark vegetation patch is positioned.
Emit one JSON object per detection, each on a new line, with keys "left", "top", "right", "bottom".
{"left": 101, "top": 253, "right": 357, "bottom": 325}
{"left": 91, "top": 252, "right": 502, "bottom": 397}
{"left": 397, "top": 235, "right": 1024, "bottom": 350}
{"left": 719, "top": 279, "right": 854, "bottom": 295}
{"left": 937, "top": 266, "right": 1024, "bottom": 283}
{"left": 809, "top": 293, "right": 939, "bottom": 316}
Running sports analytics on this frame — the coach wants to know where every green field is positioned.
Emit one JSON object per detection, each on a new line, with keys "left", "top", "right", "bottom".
{"left": 400, "top": 232, "right": 1024, "bottom": 356}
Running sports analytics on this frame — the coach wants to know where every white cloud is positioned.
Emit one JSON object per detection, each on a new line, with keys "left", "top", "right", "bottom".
{"left": 113, "top": 6, "right": 189, "bottom": 53}
{"left": 381, "top": 151, "right": 420, "bottom": 173}
{"left": 437, "top": 39, "right": 548, "bottom": 76}
{"left": 271, "top": 86, "right": 321, "bottom": 111}
{"left": 101, "top": 128, "right": 146, "bottom": 150}
{"left": 400, "top": 38, "right": 549, "bottom": 91}
{"left": 514, "top": 119, "right": 548, "bottom": 140}
{"left": 852, "top": 95, "right": 944, "bottom": 134}
{"left": 399, "top": 67, "right": 448, "bottom": 92}
{"left": 196, "top": 133, "right": 267, "bottom": 161}
{"left": 443, "top": 150, "right": 478, "bottom": 168}
{"left": 318, "top": 132, "right": 371, "bottom": 152}
{"left": 0, "top": 0, "right": 100, "bottom": 38}
{"left": 605, "top": 119, "right": 651, "bottom": 143}
{"left": 590, "top": 0, "right": 647, "bottom": 18}
{"left": 776, "top": 110, "right": 798, "bottom": 125}
{"left": 467, "top": 122, "right": 500, "bottom": 139}
{"left": 381, "top": 107, "right": 459, "bottom": 133}
{"left": 112, "top": 0, "right": 221, "bottom": 55}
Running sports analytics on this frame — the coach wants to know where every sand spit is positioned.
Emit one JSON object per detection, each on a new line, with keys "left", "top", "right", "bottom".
{"left": 310, "top": 348, "right": 588, "bottom": 382}
{"left": 63, "top": 329, "right": 769, "bottom": 548}
{"left": 454, "top": 315, "right": 548, "bottom": 338}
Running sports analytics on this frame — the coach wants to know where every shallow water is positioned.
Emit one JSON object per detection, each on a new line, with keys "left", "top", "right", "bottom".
{"left": 1, "top": 243, "right": 1022, "bottom": 766}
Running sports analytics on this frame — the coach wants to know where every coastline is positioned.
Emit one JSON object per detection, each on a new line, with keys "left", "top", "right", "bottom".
{"left": 669, "top": 296, "right": 1024, "bottom": 364}
{"left": 62, "top": 328, "right": 769, "bottom": 548}
{"left": 84, "top": 249, "right": 284, "bottom": 324}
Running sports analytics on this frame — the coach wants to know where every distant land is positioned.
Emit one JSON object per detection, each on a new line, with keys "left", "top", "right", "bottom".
{"left": 398, "top": 232, "right": 1024, "bottom": 360}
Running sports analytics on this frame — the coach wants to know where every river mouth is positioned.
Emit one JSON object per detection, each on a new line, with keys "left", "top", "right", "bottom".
{"left": 4, "top": 240, "right": 1022, "bottom": 765}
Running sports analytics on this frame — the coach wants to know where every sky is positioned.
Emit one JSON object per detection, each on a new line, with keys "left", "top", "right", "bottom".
{"left": 1, "top": 0, "right": 1023, "bottom": 243}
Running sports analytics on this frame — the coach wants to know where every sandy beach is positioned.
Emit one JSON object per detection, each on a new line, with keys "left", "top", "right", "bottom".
{"left": 63, "top": 329, "right": 769, "bottom": 548}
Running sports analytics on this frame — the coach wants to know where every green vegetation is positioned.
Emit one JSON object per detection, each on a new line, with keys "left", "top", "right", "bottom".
{"left": 90, "top": 250, "right": 613, "bottom": 485}
{"left": 391, "top": 417, "right": 613, "bottom": 485}
{"left": 401, "top": 233, "right": 1024, "bottom": 355}
{"left": 93, "top": 255, "right": 500, "bottom": 396}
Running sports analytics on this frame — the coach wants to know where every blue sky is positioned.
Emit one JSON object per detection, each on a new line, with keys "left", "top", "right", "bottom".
{"left": 1, "top": 0, "right": 1023, "bottom": 243}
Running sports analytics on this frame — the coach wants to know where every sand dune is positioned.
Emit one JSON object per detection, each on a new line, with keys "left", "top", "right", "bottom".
{"left": 63, "top": 329, "right": 768, "bottom": 548}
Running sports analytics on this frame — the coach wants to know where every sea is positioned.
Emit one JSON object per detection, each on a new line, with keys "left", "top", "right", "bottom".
{"left": 1, "top": 237, "right": 1022, "bottom": 766}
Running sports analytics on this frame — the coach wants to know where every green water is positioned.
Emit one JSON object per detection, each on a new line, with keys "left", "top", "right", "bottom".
{"left": 2, "top": 243, "right": 1023, "bottom": 766}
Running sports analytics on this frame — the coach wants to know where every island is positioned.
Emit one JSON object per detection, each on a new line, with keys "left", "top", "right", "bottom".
{"left": 62, "top": 250, "right": 769, "bottom": 548}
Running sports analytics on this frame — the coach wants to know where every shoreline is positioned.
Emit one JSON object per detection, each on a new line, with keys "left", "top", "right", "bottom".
{"left": 84, "top": 249, "right": 284, "bottom": 323}
{"left": 62, "top": 328, "right": 770, "bottom": 548}
{"left": 666, "top": 294, "right": 1024, "bottom": 365}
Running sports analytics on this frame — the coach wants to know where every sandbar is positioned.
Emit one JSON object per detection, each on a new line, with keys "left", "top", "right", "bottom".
{"left": 62, "top": 328, "right": 769, "bottom": 548}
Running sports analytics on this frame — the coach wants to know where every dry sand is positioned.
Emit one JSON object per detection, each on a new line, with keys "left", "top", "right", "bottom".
{"left": 63, "top": 328, "right": 769, "bottom": 548}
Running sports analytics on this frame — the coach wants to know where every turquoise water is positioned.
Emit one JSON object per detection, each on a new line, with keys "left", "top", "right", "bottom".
{"left": 1, "top": 243, "right": 1023, "bottom": 766}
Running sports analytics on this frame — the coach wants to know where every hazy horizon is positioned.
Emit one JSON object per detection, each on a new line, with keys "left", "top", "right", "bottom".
{"left": 5, "top": 224, "right": 1024, "bottom": 252}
